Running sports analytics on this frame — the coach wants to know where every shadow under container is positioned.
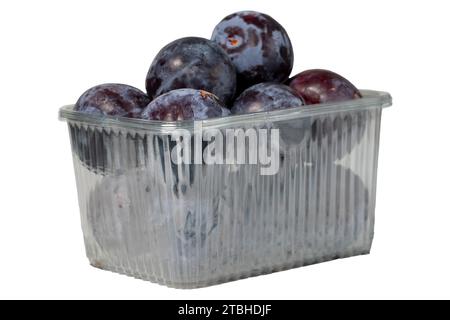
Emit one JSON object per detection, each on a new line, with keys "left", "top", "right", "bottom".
{"left": 59, "top": 90, "right": 392, "bottom": 288}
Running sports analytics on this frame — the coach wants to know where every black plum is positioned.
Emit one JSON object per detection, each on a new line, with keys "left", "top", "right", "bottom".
{"left": 75, "top": 83, "right": 150, "bottom": 118}
{"left": 211, "top": 11, "right": 293, "bottom": 93}
{"left": 145, "top": 37, "right": 236, "bottom": 105}
{"left": 231, "top": 82, "right": 304, "bottom": 114}
{"left": 140, "top": 88, "right": 230, "bottom": 121}
{"left": 288, "top": 69, "right": 361, "bottom": 105}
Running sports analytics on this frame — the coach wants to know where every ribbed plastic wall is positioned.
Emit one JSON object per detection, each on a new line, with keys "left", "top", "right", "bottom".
{"left": 67, "top": 107, "right": 382, "bottom": 288}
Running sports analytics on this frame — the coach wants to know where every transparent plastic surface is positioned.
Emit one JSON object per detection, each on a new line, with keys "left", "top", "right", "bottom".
{"left": 59, "top": 90, "right": 392, "bottom": 288}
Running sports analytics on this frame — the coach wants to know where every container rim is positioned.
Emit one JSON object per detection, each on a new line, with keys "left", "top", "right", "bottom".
{"left": 59, "top": 89, "right": 391, "bottom": 133}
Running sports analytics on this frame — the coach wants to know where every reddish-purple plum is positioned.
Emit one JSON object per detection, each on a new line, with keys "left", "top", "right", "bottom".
{"left": 288, "top": 69, "right": 361, "bottom": 105}
{"left": 211, "top": 11, "right": 293, "bottom": 93}
{"left": 145, "top": 37, "right": 236, "bottom": 105}
{"left": 231, "top": 83, "right": 304, "bottom": 114}
{"left": 288, "top": 69, "right": 365, "bottom": 160}
{"left": 75, "top": 83, "right": 150, "bottom": 118}
{"left": 140, "top": 89, "right": 230, "bottom": 121}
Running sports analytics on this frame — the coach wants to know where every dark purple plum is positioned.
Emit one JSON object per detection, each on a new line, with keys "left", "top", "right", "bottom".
{"left": 141, "top": 90, "right": 229, "bottom": 199}
{"left": 288, "top": 69, "right": 361, "bottom": 105}
{"left": 231, "top": 83, "right": 306, "bottom": 165}
{"left": 145, "top": 37, "right": 236, "bottom": 105}
{"left": 73, "top": 84, "right": 149, "bottom": 173}
{"left": 140, "top": 88, "right": 230, "bottom": 121}
{"left": 75, "top": 83, "right": 150, "bottom": 118}
{"left": 211, "top": 11, "right": 293, "bottom": 93}
{"left": 231, "top": 82, "right": 304, "bottom": 114}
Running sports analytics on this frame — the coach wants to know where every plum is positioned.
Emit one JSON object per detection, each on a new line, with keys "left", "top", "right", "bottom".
{"left": 75, "top": 83, "right": 150, "bottom": 118}
{"left": 145, "top": 37, "right": 236, "bottom": 105}
{"left": 229, "top": 83, "right": 305, "bottom": 167}
{"left": 231, "top": 82, "right": 304, "bottom": 114}
{"left": 288, "top": 69, "right": 361, "bottom": 105}
{"left": 73, "top": 84, "right": 149, "bottom": 173}
{"left": 211, "top": 11, "right": 293, "bottom": 93}
{"left": 288, "top": 69, "right": 364, "bottom": 160}
{"left": 140, "top": 88, "right": 230, "bottom": 121}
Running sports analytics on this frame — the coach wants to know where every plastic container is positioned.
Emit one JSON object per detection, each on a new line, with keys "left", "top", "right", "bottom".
{"left": 59, "top": 90, "right": 392, "bottom": 288}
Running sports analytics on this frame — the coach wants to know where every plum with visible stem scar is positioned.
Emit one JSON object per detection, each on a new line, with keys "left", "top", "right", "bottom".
{"left": 140, "top": 88, "right": 230, "bottom": 121}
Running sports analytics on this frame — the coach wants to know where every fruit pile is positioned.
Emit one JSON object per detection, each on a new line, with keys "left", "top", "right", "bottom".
{"left": 75, "top": 11, "right": 361, "bottom": 120}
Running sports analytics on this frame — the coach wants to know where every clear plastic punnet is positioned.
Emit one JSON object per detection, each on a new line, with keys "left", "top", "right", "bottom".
{"left": 59, "top": 90, "right": 392, "bottom": 288}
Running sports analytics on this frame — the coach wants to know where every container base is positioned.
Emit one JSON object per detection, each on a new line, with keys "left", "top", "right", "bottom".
{"left": 89, "top": 249, "right": 371, "bottom": 289}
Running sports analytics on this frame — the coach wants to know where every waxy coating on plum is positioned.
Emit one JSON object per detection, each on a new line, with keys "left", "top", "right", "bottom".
{"left": 140, "top": 88, "right": 230, "bottom": 121}
{"left": 145, "top": 37, "right": 236, "bottom": 105}
{"left": 231, "top": 83, "right": 305, "bottom": 114}
{"left": 75, "top": 83, "right": 150, "bottom": 118}
{"left": 211, "top": 11, "right": 294, "bottom": 94}
{"left": 288, "top": 69, "right": 362, "bottom": 105}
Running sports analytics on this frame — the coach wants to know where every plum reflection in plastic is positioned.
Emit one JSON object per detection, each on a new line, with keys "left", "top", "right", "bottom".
{"left": 59, "top": 90, "right": 392, "bottom": 288}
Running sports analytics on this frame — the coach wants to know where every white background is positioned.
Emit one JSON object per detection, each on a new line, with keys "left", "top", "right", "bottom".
{"left": 1, "top": 0, "right": 449, "bottom": 299}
